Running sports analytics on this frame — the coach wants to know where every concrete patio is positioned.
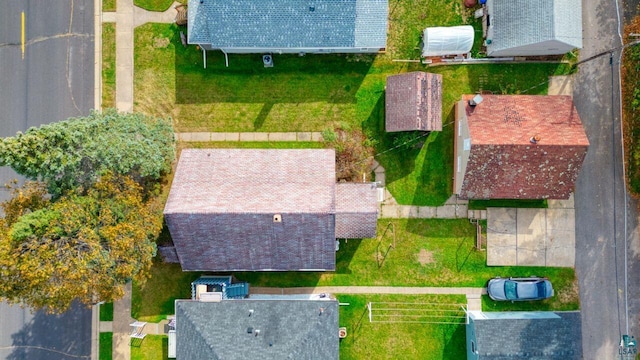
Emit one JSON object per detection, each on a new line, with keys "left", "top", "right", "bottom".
{"left": 486, "top": 196, "right": 576, "bottom": 267}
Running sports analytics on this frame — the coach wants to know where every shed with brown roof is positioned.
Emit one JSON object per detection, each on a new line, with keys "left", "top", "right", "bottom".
{"left": 164, "top": 149, "right": 378, "bottom": 272}
{"left": 385, "top": 72, "right": 443, "bottom": 132}
{"left": 453, "top": 95, "right": 588, "bottom": 200}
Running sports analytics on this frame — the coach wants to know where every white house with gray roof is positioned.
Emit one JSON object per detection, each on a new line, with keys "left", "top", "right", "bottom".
{"left": 485, "top": 0, "right": 582, "bottom": 57}
{"left": 187, "top": 0, "right": 388, "bottom": 55}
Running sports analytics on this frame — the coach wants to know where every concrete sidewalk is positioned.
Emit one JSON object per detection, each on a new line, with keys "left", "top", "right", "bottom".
{"left": 251, "top": 286, "right": 487, "bottom": 296}
{"left": 252, "top": 286, "right": 485, "bottom": 311}
{"left": 105, "top": 1, "right": 178, "bottom": 113}
{"left": 112, "top": 282, "right": 135, "bottom": 360}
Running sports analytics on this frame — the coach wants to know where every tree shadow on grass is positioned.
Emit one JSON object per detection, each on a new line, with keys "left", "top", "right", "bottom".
{"left": 442, "top": 322, "right": 467, "bottom": 360}
{"left": 455, "top": 236, "right": 475, "bottom": 272}
{"left": 365, "top": 94, "right": 421, "bottom": 183}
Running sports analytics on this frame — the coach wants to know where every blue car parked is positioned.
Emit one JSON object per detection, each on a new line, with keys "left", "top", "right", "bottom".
{"left": 487, "top": 277, "right": 554, "bottom": 301}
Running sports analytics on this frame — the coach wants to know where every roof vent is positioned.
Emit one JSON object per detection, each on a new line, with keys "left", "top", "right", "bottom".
{"left": 530, "top": 135, "right": 541, "bottom": 144}
{"left": 469, "top": 94, "right": 483, "bottom": 106}
{"left": 273, "top": 214, "right": 282, "bottom": 223}
{"left": 249, "top": 309, "right": 254, "bottom": 316}
{"left": 247, "top": 327, "right": 253, "bottom": 334}
{"left": 309, "top": 6, "right": 315, "bottom": 11}
{"left": 255, "top": 329, "right": 261, "bottom": 337}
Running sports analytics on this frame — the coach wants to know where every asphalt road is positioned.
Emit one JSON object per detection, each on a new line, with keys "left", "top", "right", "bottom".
{"left": 0, "top": 1, "right": 94, "bottom": 359}
{"left": 0, "top": 302, "right": 92, "bottom": 360}
{"left": 0, "top": 0, "right": 94, "bottom": 201}
{"left": 574, "top": 0, "right": 640, "bottom": 358}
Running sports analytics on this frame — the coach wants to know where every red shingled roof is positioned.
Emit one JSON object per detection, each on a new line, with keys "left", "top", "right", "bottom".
{"left": 385, "top": 72, "right": 442, "bottom": 132}
{"left": 455, "top": 95, "right": 589, "bottom": 200}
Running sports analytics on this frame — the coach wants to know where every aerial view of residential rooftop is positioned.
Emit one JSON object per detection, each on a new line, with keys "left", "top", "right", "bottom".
{"left": 6, "top": 0, "right": 639, "bottom": 359}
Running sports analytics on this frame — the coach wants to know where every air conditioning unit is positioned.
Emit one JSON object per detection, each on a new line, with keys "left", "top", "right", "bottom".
{"left": 263, "top": 54, "right": 273, "bottom": 68}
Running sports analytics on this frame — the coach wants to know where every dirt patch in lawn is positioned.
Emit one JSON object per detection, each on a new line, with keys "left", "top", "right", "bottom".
{"left": 153, "top": 37, "right": 170, "bottom": 48}
{"left": 417, "top": 249, "right": 435, "bottom": 266}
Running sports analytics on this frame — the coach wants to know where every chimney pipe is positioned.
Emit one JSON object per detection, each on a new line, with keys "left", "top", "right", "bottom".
{"left": 530, "top": 135, "right": 541, "bottom": 144}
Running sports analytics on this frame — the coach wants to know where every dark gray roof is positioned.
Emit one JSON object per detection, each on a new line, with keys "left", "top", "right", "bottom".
{"left": 176, "top": 299, "right": 339, "bottom": 360}
{"left": 472, "top": 311, "right": 582, "bottom": 359}
{"left": 385, "top": 72, "right": 443, "bottom": 132}
{"left": 335, "top": 183, "right": 378, "bottom": 238}
{"left": 187, "top": 0, "right": 388, "bottom": 49}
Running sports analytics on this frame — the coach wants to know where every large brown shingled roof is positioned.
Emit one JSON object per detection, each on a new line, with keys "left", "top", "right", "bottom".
{"left": 455, "top": 95, "right": 589, "bottom": 199}
{"left": 385, "top": 72, "right": 442, "bottom": 132}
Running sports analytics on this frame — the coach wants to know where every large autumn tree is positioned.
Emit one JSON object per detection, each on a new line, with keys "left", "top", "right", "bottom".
{"left": 0, "top": 109, "right": 175, "bottom": 196}
{"left": 0, "top": 174, "right": 160, "bottom": 313}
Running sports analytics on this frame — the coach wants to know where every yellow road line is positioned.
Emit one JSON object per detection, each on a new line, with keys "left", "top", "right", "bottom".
{"left": 21, "top": 11, "right": 25, "bottom": 59}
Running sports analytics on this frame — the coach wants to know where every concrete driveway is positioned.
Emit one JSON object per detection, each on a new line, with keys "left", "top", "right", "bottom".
{"left": 487, "top": 199, "right": 576, "bottom": 267}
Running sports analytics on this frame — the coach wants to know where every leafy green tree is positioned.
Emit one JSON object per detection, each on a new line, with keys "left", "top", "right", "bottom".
{"left": 0, "top": 109, "right": 175, "bottom": 196}
{"left": 0, "top": 174, "right": 160, "bottom": 313}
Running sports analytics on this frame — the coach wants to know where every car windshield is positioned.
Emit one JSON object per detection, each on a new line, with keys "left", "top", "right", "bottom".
{"left": 537, "top": 282, "right": 547, "bottom": 297}
{"left": 504, "top": 281, "right": 517, "bottom": 300}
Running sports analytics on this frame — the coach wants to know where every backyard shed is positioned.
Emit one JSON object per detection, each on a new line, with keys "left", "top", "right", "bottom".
{"left": 385, "top": 72, "right": 443, "bottom": 132}
{"left": 421, "top": 26, "right": 474, "bottom": 57}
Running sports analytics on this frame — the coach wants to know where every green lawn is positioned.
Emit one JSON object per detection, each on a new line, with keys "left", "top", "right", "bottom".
{"left": 99, "top": 332, "right": 113, "bottom": 360}
{"left": 133, "top": 0, "right": 179, "bottom": 11}
{"left": 103, "top": 0, "right": 115, "bottom": 12}
{"left": 99, "top": 302, "right": 114, "bottom": 321}
{"left": 102, "top": 23, "right": 116, "bottom": 109}
{"left": 131, "top": 335, "right": 168, "bottom": 360}
{"left": 338, "top": 294, "right": 466, "bottom": 360}
{"left": 133, "top": 219, "right": 578, "bottom": 320}
{"left": 132, "top": 260, "right": 200, "bottom": 322}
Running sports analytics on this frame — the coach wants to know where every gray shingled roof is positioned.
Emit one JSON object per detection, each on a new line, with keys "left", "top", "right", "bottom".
{"left": 187, "top": 0, "right": 388, "bottom": 49}
{"left": 385, "top": 72, "right": 442, "bottom": 132}
{"left": 472, "top": 311, "right": 582, "bottom": 359}
{"left": 176, "top": 299, "right": 339, "bottom": 360}
{"left": 335, "top": 183, "right": 378, "bottom": 238}
{"left": 487, "top": 0, "right": 581, "bottom": 55}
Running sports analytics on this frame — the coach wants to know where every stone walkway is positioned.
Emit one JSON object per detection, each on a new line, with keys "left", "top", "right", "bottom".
{"left": 176, "top": 131, "right": 325, "bottom": 142}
